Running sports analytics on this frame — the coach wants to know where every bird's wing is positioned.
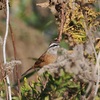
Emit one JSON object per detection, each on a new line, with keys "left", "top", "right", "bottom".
{"left": 34, "top": 53, "right": 46, "bottom": 68}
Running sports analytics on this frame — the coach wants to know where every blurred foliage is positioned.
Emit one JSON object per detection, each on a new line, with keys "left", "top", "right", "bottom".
{"left": 14, "top": 0, "right": 58, "bottom": 41}
{"left": 0, "top": 81, "right": 6, "bottom": 99}
{"left": 59, "top": 40, "right": 69, "bottom": 49}
{"left": 0, "top": 69, "right": 100, "bottom": 99}
{"left": 21, "top": 69, "right": 85, "bottom": 100}
{"left": 0, "top": 0, "right": 100, "bottom": 100}
{"left": 19, "top": 0, "right": 100, "bottom": 99}
{"left": 18, "top": 0, "right": 57, "bottom": 31}
{"left": 63, "top": 0, "right": 100, "bottom": 45}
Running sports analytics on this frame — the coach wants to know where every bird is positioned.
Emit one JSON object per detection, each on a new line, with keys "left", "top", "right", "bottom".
{"left": 22, "top": 41, "right": 60, "bottom": 77}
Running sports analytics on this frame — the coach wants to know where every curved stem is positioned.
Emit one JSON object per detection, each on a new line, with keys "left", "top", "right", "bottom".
{"left": 3, "top": 0, "right": 12, "bottom": 100}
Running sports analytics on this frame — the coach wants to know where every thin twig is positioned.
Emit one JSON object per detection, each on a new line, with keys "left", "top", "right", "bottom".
{"left": 3, "top": 4, "right": 21, "bottom": 94}
{"left": 83, "top": 21, "right": 96, "bottom": 97}
{"left": 58, "top": 3, "right": 65, "bottom": 41}
{"left": 9, "top": 22, "right": 17, "bottom": 59}
{"left": 3, "top": 0, "right": 12, "bottom": 100}
{"left": 9, "top": 18, "right": 21, "bottom": 94}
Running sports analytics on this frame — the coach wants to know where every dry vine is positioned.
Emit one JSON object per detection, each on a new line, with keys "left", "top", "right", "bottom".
{"left": 0, "top": 0, "right": 21, "bottom": 99}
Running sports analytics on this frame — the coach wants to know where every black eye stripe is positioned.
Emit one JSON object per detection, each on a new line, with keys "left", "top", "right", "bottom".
{"left": 49, "top": 44, "right": 59, "bottom": 48}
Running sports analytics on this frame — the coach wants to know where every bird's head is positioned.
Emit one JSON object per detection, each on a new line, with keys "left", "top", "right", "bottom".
{"left": 47, "top": 42, "right": 60, "bottom": 54}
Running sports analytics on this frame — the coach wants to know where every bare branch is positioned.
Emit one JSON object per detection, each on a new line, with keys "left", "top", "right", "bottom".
{"left": 2, "top": 0, "right": 12, "bottom": 99}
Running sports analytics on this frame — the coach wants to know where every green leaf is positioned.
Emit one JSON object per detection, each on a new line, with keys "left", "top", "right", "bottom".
{"left": 60, "top": 40, "right": 69, "bottom": 49}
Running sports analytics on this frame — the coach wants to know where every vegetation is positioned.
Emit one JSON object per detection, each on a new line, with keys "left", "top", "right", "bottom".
{"left": 0, "top": 0, "right": 100, "bottom": 100}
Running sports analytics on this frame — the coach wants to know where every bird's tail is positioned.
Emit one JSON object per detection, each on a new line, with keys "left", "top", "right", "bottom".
{"left": 22, "top": 67, "right": 33, "bottom": 77}
{"left": 13, "top": 67, "right": 39, "bottom": 86}
{"left": 21, "top": 67, "right": 40, "bottom": 78}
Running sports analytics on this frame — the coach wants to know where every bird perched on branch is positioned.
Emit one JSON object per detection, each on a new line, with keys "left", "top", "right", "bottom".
{"left": 22, "top": 41, "right": 60, "bottom": 77}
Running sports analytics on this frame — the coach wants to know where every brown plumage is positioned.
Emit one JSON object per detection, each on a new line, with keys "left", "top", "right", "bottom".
{"left": 22, "top": 42, "right": 60, "bottom": 77}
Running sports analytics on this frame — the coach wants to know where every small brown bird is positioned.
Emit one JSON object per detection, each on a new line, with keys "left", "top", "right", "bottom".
{"left": 22, "top": 42, "right": 60, "bottom": 77}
